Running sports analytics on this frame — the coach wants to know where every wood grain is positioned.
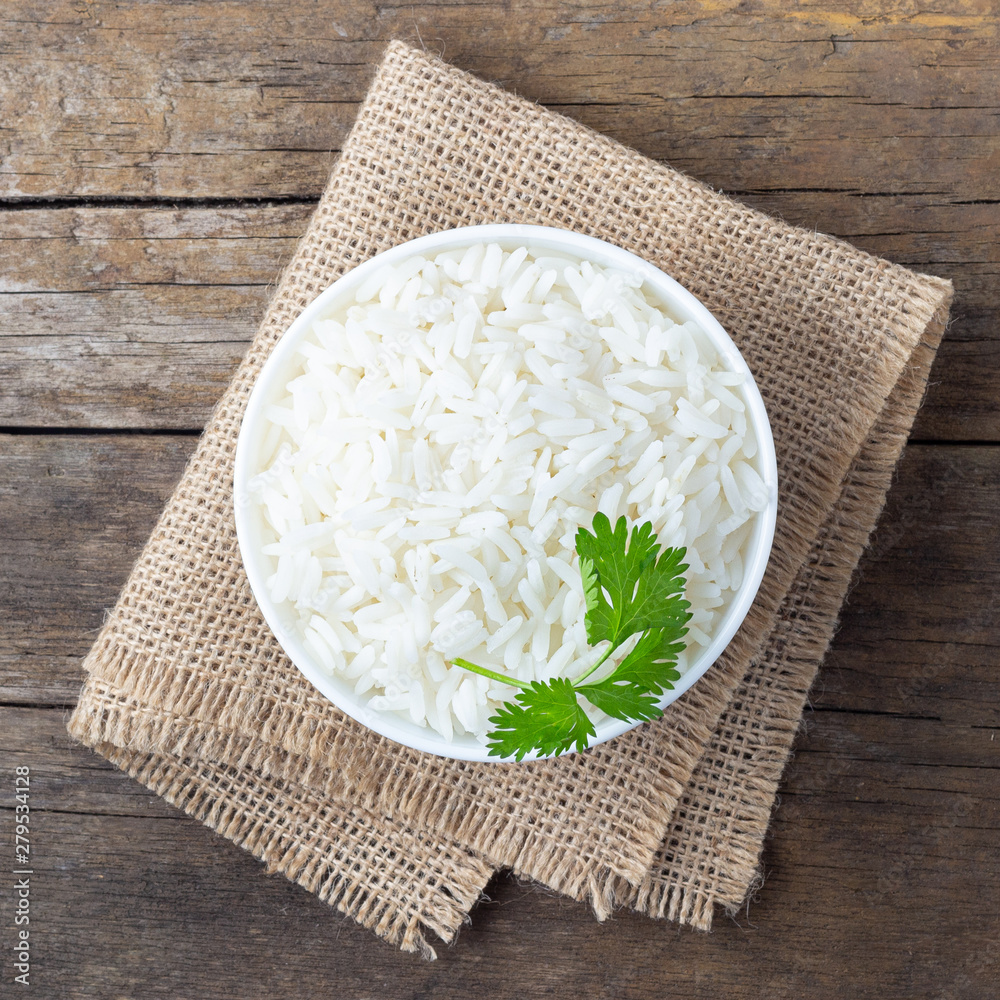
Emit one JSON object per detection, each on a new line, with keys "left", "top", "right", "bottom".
{"left": 0, "top": 205, "right": 305, "bottom": 428}
{"left": 2, "top": 2, "right": 997, "bottom": 200}
{"left": 0, "top": 433, "right": 194, "bottom": 704}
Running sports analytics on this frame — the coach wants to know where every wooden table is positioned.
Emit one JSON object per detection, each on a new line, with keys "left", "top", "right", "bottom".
{"left": 3, "top": 4, "right": 997, "bottom": 997}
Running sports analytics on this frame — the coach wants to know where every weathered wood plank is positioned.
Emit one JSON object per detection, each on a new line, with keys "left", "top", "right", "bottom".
{"left": 0, "top": 433, "right": 195, "bottom": 703}
{"left": 2, "top": 435, "right": 996, "bottom": 722}
{"left": 2, "top": 706, "right": 182, "bottom": 818}
{"left": 0, "top": 205, "right": 306, "bottom": 427}
{"left": 1, "top": 2, "right": 997, "bottom": 200}
{"left": 1, "top": 202, "right": 994, "bottom": 435}
{"left": 2, "top": 706, "right": 996, "bottom": 998}
{"left": 814, "top": 443, "right": 1000, "bottom": 725}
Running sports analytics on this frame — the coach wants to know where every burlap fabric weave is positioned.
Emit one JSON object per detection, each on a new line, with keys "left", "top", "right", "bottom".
{"left": 68, "top": 41, "right": 952, "bottom": 957}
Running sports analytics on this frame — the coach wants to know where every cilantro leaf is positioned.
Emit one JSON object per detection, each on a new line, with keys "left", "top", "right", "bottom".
{"left": 485, "top": 678, "right": 596, "bottom": 761}
{"left": 576, "top": 513, "right": 690, "bottom": 647}
{"left": 456, "top": 513, "right": 693, "bottom": 760}
{"left": 575, "top": 677, "right": 663, "bottom": 723}
{"left": 611, "top": 625, "right": 687, "bottom": 694}
{"left": 575, "top": 626, "right": 687, "bottom": 722}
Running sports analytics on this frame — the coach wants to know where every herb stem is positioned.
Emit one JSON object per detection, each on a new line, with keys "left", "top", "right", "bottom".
{"left": 569, "top": 642, "right": 616, "bottom": 686}
{"left": 451, "top": 658, "right": 530, "bottom": 690}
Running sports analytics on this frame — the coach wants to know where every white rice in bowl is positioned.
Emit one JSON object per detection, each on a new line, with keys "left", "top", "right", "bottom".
{"left": 246, "top": 240, "right": 772, "bottom": 745}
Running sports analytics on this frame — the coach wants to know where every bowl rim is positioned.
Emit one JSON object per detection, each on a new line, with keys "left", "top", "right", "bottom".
{"left": 234, "top": 223, "right": 778, "bottom": 762}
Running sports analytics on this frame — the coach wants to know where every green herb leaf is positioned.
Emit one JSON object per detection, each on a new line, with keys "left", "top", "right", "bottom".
{"left": 456, "top": 513, "right": 692, "bottom": 760}
{"left": 610, "top": 625, "right": 687, "bottom": 695}
{"left": 576, "top": 513, "right": 690, "bottom": 647}
{"left": 574, "top": 677, "right": 663, "bottom": 723}
{"left": 485, "top": 678, "right": 597, "bottom": 761}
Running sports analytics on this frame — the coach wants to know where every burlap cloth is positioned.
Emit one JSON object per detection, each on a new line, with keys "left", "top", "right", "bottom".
{"left": 67, "top": 41, "right": 952, "bottom": 958}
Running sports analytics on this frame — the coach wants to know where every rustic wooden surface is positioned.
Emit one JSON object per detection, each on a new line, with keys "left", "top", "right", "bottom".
{"left": 2, "top": 2, "right": 997, "bottom": 997}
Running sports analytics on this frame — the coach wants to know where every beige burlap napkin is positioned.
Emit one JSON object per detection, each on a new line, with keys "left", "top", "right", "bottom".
{"left": 68, "top": 41, "right": 952, "bottom": 957}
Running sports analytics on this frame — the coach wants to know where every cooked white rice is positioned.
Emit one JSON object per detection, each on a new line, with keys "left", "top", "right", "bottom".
{"left": 247, "top": 241, "right": 771, "bottom": 743}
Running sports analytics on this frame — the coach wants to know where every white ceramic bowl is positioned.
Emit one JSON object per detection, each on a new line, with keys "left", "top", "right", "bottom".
{"left": 234, "top": 224, "right": 778, "bottom": 762}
